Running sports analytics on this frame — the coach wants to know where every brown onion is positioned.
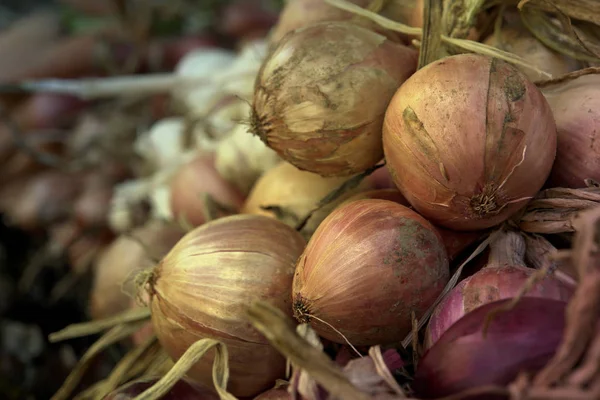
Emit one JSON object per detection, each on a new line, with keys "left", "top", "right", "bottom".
{"left": 424, "top": 230, "right": 573, "bottom": 349}
{"left": 541, "top": 74, "right": 600, "bottom": 188}
{"left": 170, "top": 154, "right": 245, "bottom": 227}
{"left": 90, "top": 221, "right": 184, "bottom": 320}
{"left": 483, "top": 24, "right": 579, "bottom": 82}
{"left": 383, "top": 54, "right": 557, "bottom": 231}
{"left": 104, "top": 376, "right": 218, "bottom": 400}
{"left": 342, "top": 189, "right": 482, "bottom": 261}
{"left": 148, "top": 215, "right": 306, "bottom": 397}
{"left": 414, "top": 297, "right": 568, "bottom": 399}
{"left": 292, "top": 199, "right": 449, "bottom": 345}
{"left": 242, "top": 161, "right": 371, "bottom": 234}
{"left": 252, "top": 21, "right": 418, "bottom": 177}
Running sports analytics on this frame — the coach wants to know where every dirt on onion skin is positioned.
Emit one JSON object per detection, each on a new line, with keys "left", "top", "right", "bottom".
{"left": 252, "top": 21, "right": 418, "bottom": 177}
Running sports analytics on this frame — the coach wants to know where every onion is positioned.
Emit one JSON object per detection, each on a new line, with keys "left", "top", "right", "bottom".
{"left": 3, "top": 171, "right": 81, "bottom": 231}
{"left": 365, "top": 160, "right": 396, "bottom": 189}
{"left": 342, "top": 189, "right": 482, "bottom": 261}
{"left": 292, "top": 199, "right": 449, "bottom": 345}
{"left": 541, "top": 74, "right": 600, "bottom": 188}
{"left": 414, "top": 297, "right": 568, "bottom": 399}
{"left": 169, "top": 154, "right": 245, "bottom": 227}
{"left": 73, "top": 172, "right": 114, "bottom": 229}
{"left": 49, "top": 221, "right": 113, "bottom": 274}
{"left": 90, "top": 221, "right": 184, "bottom": 320}
{"left": 425, "top": 230, "right": 573, "bottom": 349}
{"left": 253, "top": 382, "right": 291, "bottom": 399}
{"left": 383, "top": 54, "right": 557, "bottom": 231}
{"left": 219, "top": 0, "right": 279, "bottom": 40}
{"left": 147, "top": 215, "right": 306, "bottom": 397}
{"left": 104, "top": 376, "right": 218, "bottom": 400}
{"left": 269, "top": 0, "right": 371, "bottom": 44}
{"left": 242, "top": 161, "right": 371, "bottom": 234}
{"left": 214, "top": 124, "right": 281, "bottom": 195}
{"left": 252, "top": 21, "right": 418, "bottom": 177}
{"left": 483, "top": 24, "right": 579, "bottom": 82}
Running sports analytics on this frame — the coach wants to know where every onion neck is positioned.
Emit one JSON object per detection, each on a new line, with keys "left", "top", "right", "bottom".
{"left": 487, "top": 230, "right": 526, "bottom": 268}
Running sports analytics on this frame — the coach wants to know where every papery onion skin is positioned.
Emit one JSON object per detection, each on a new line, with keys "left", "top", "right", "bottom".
{"left": 149, "top": 215, "right": 306, "bottom": 397}
{"left": 383, "top": 54, "right": 557, "bottom": 230}
{"left": 424, "top": 230, "right": 573, "bottom": 349}
{"left": 425, "top": 264, "right": 573, "bottom": 350}
{"left": 253, "top": 22, "right": 418, "bottom": 177}
{"left": 293, "top": 199, "right": 449, "bottom": 345}
{"left": 253, "top": 384, "right": 291, "bottom": 400}
{"left": 342, "top": 189, "right": 482, "bottom": 261}
{"left": 104, "top": 376, "right": 218, "bottom": 400}
{"left": 483, "top": 25, "right": 579, "bottom": 82}
{"left": 90, "top": 221, "right": 184, "bottom": 320}
{"left": 414, "top": 298, "right": 567, "bottom": 399}
{"left": 170, "top": 154, "right": 245, "bottom": 227}
{"left": 542, "top": 74, "right": 600, "bottom": 188}
{"left": 242, "top": 161, "right": 371, "bottom": 235}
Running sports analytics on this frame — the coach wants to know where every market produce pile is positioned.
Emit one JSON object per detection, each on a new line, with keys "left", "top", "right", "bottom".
{"left": 1, "top": 0, "right": 600, "bottom": 399}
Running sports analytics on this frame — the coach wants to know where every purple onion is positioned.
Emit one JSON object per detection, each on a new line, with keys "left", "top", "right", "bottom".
{"left": 414, "top": 297, "right": 567, "bottom": 399}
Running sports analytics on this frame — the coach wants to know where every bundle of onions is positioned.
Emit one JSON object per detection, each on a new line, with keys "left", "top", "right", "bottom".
{"left": 252, "top": 21, "right": 418, "bottom": 177}
{"left": 242, "top": 161, "right": 371, "bottom": 234}
{"left": 292, "top": 199, "right": 449, "bottom": 345}
{"left": 89, "top": 221, "right": 185, "bottom": 320}
{"left": 424, "top": 230, "right": 573, "bottom": 349}
{"left": 169, "top": 154, "right": 245, "bottom": 227}
{"left": 104, "top": 377, "right": 218, "bottom": 400}
{"left": 147, "top": 215, "right": 306, "bottom": 397}
{"left": 541, "top": 74, "right": 600, "bottom": 188}
{"left": 342, "top": 189, "right": 483, "bottom": 261}
{"left": 414, "top": 297, "right": 568, "bottom": 398}
{"left": 483, "top": 23, "right": 579, "bottom": 82}
{"left": 383, "top": 54, "right": 557, "bottom": 231}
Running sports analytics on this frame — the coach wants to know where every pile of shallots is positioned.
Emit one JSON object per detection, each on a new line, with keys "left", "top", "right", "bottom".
{"left": 11, "top": 0, "right": 600, "bottom": 399}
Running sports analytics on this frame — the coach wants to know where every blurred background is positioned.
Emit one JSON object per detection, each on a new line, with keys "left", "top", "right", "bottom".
{"left": 0, "top": 2, "right": 282, "bottom": 398}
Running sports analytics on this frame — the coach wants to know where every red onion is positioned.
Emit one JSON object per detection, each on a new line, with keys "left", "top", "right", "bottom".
{"left": 104, "top": 377, "right": 218, "bottom": 400}
{"left": 414, "top": 297, "right": 568, "bottom": 399}
{"left": 148, "top": 215, "right": 306, "bottom": 397}
{"left": 292, "top": 199, "right": 449, "bottom": 345}
{"left": 169, "top": 154, "right": 245, "bottom": 227}
{"left": 425, "top": 230, "right": 573, "bottom": 348}
{"left": 541, "top": 74, "right": 600, "bottom": 188}
{"left": 252, "top": 21, "right": 417, "bottom": 177}
{"left": 383, "top": 54, "right": 557, "bottom": 231}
